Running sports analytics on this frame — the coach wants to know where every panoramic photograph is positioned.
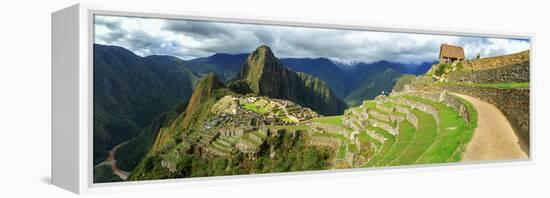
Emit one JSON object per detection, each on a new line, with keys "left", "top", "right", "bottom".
{"left": 92, "top": 15, "right": 530, "bottom": 183}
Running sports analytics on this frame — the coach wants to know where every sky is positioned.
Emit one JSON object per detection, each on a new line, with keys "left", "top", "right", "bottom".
{"left": 94, "top": 15, "right": 530, "bottom": 64}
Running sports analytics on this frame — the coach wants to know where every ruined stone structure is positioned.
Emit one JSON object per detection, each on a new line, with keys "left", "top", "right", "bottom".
{"left": 399, "top": 91, "right": 471, "bottom": 122}
{"left": 307, "top": 135, "right": 341, "bottom": 149}
{"left": 461, "top": 50, "right": 529, "bottom": 71}
{"left": 368, "top": 118, "right": 399, "bottom": 135}
{"left": 395, "top": 97, "right": 440, "bottom": 126}
{"left": 447, "top": 61, "right": 529, "bottom": 84}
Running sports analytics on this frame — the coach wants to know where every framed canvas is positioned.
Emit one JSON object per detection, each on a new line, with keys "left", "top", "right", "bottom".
{"left": 52, "top": 3, "right": 534, "bottom": 194}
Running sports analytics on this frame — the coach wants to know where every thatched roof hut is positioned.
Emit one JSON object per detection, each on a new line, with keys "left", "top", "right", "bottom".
{"left": 439, "top": 44, "right": 465, "bottom": 63}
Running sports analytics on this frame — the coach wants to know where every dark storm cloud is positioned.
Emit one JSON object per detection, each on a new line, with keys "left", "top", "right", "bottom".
{"left": 163, "top": 20, "right": 236, "bottom": 39}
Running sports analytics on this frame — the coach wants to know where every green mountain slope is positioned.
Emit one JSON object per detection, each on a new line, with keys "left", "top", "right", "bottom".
{"left": 345, "top": 68, "right": 402, "bottom": 106}
{"left": 239, "top": 45, "right": 347, "bottom": 115}
{"left": 93, "top": 44, "right": 199, "bottom": 165}
{"left": 128, "top": 74, "right": 236, "bottom": 180}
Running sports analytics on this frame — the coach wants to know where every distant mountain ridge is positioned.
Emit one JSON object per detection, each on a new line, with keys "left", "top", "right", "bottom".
{"left": 186, "top": 52, "right": 434, "bottom": 103}
{"left": 186, "top": 53, "right": 249, "bottom": 82}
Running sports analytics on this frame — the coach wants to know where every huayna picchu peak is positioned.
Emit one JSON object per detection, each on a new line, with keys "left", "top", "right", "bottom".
{"left": 239, "top": 45, "right": 347, "bottom": 115}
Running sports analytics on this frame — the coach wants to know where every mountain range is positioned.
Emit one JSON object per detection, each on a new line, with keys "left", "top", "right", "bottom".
{"left": 93, "top": 43, "right": 433, "bottom": 178}
{"left": 186, "top": 51, "right": 434, "bottom": 105}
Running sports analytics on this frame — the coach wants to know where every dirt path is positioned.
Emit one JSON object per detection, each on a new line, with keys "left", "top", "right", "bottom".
{"left": 454, "top": 93, "right": 528, "bottom": 161}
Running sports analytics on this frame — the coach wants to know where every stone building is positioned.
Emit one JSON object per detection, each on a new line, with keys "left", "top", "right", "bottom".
{"left": 439, "top": 44, "right": 465, "bottom": 64}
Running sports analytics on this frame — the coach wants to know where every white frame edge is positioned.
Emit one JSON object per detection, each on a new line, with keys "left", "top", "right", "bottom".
{"left": 51, "top": 3, "right": 535, "bottom": 194}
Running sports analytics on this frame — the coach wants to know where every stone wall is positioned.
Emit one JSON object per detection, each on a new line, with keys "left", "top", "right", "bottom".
{"left": 442, "top": 93, "right": 471, "bottom": 122}
{"left": 368, "top": 119, "right": 399, "bottom": 135}
{"left": 400, "top": 91, "right": 471, "bottom": 122}
{"left": 389, "top": 114, "right": 405, "bottom": 124}
{"left": 393, "top": 105, "right": 419, "bottom": 129}
{"left": 447, "top": 62, "right": 529, "bottom": 84}
{"left": 395, "top": 97, "right": 440, "bottom": 126}
{"left": 365, "top": 129, "right": 386, "bottom": 143}
{"left": 378, "top": 105, "right": 394, "bottom": 113}
{"left": 307, "top": 135, "right": 341, "bottom": 149}
{"left": 368, "top": 109, "right": 390, "bottom": 122}
{"left": 461, "top": 50, "right": 529, "bottom": 71}
{"left": 415, "top": 85, "right": 529, "bottom": 144}
{"left": 406, "top": 110, "right": 419, "bottom": 129}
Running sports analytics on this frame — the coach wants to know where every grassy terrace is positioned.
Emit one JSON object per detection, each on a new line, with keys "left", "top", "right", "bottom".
{"left": 389, "top": 109, "right": 437, "bottom": 165}
{"left": 210, "top": 141, "right": 231, "bottom": 152}
{"left": 337, "top": 144, "right": 347, "bottom": 159}
{"left": 243, "top": 103, "right": 269, "bottom": 114}
{"left": 311, "top": 132, "right": 348, "bottom": 159}
{"left": 363, "top": 126, "right": 396, "bottom": 167}
{"left": 373, "top": 120, "right": 416, "bottom": 166}
{"left": 357, "top": 131, "right": 382, "bottom": 147}
{"left": 362, "top": 101, "right": 388, "bottom": 114}
{"left": 440, "top": 82, "right": 529, "bottom": 89}
{"left": 240, "top": 132, "right": 263, "bottom": 146}
{"left": 310, "top": 116, "right": 343, "bottom": 126}
{"left": 368, "top": 113, "right": 397, "bottom": 127}
{"left": 408, "top": 96, "right": 478, "bottom": 163}
{"left": 267, "top": 125, "right": 310, "bottom": 130}
{"left": 312, "top": 132, "right": 347, "bottom": 142}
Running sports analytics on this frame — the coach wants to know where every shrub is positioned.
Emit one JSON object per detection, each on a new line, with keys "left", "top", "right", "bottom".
{"left": 435, "top": 64, "right": 449, "bottom": 76}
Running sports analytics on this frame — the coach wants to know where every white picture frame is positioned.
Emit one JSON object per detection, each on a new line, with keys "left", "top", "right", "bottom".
{"left": 52, "top": 3, "right": 535, "bottom": 194}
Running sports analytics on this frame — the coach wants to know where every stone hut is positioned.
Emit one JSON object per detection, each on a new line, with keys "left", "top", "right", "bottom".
{"left": 439, "top": 44, "right": 465, "bottom": 64}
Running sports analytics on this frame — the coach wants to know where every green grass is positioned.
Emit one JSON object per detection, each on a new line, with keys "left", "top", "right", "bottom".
{"left": 362, "top": 100, "right": 377, "bottom": 109}
{"left": 268, "top": 125, "right": 311, "bottom": 130}
{"left": 280, "top": 116, "right": 296, "bottom": 123}
{"left": 310, "top": 116, "right": 343, "bottom": 126}
{"left": 357, "top": 132, "right": 382, "bottom": 147}
{"left": 241, "top": 133, "right": 263, "bottom": 146}
{"left": 374, "top": 120, "right": 416, "bottom": 166}
{"left": 441, "top": 82, "right": 529, "bottom": 89}
{"left": 369, "top": 113, "right": 397, "bottom": 127}
{"left": 348, "top": 143, "right": 359, "bottom": 153}
{"left": 435, "top": 63, "right": 449, "bottom": 76}
{"left": 389, "top": 109, "right": 438, "bottom": 165}
{"left": 337, "top": 144, "right": 347, "bottom": 159}
{"left": 313, "top": 132, "right": 347, "bottom": 142}
{"left": 210, "top": 141, "right": 231, "bottom": 153}
{"left": 243, "top": 103, "right": 269, "bottom": 114}
{"left": 363, "top": 126, "right": 396, "bottom": 167}
{"left": 404, "top": 96, "right": 477, "bottom": 163}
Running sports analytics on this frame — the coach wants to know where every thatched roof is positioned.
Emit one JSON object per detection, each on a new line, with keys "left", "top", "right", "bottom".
{"left": 439, "top": 44, "right": 465, "bottom": 59}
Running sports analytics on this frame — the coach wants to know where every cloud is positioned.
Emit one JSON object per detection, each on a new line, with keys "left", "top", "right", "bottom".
{"left": 163, "top": 20, "right": 236, "bottom": 39}
{"left": 94, "top": 17, "right": 121, "bottom": 30}
{"left": 94, "top": 15, "right": 530, "bottom": 64}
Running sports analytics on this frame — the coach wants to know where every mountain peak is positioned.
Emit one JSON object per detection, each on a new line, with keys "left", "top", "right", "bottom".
{"left": 250, "top": 45, "right": 276, "bottom": 60}
{"left": 239, "top": 45, "right": 284, "bottom": 92}
{"left": 237, "top": 45, "right": 346, "bottom": 115}
{"left": 184, "top": 73, "right": 224, "bottom": 115}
